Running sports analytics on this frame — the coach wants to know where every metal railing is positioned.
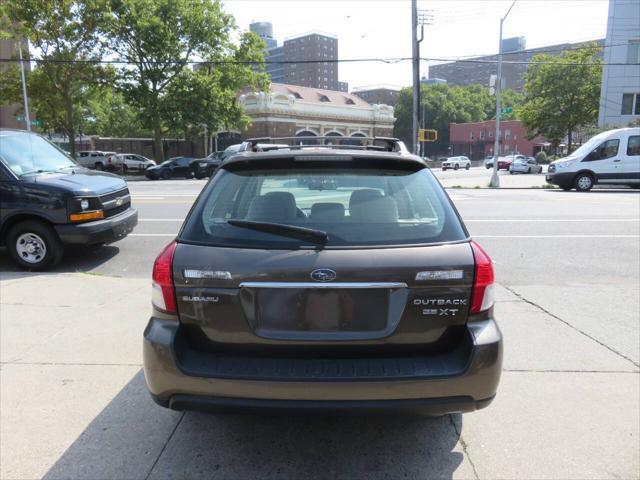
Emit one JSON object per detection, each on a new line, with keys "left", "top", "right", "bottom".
{"left": 239, "top": 136, "right": 409, "bottom": 154}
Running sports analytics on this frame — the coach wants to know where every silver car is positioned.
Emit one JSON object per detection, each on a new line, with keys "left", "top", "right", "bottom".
{"left": 509, "top": 156, "right": 543, "bottom": 174}
{"left": 117, "top": 153, "right": 156, "bottom": 172}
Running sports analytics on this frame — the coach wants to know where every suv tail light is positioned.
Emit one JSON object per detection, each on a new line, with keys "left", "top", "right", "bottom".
{"left": 470, "top": 241, "right": 495, "bottom": 314}
{"left": 152, "top": 241, "right": 177, "bottom": 313}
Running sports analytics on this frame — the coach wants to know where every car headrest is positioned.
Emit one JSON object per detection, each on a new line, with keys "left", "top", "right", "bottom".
{"left": 348, "top": 189, "right": 383, "bottom": 213}
{"left": 310, "top": 202, "right": 345, "bottom": 221}
{"left": 247, "top": 191, "right": 297, "bottom": 222}
{"left": 349, "top": 195, "right": 399, "bottom": 223}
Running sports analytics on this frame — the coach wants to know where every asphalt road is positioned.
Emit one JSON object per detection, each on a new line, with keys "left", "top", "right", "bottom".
{"left": 1, "top": 179, "right": 639, "bottom": 479}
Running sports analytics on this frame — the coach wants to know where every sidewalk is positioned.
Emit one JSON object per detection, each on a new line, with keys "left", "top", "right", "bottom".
{"left": 1, "top": 273, "right": 638, "bottom": 479}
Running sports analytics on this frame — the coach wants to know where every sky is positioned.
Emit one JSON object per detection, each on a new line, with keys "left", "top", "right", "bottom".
{"left": 222, "top": 0, "right": 609, "bottom": 90}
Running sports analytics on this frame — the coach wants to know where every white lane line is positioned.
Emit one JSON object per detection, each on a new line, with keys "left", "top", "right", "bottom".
{"left": 474, "top": 235, "right": 640, "bottom": 239}
{"left": 466, "top": 219, "right": 640, "bottom": 222}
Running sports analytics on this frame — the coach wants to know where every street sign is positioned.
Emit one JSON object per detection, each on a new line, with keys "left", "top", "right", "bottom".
{"left": 31, "top": 120, "right": 42, "bottom": 127}
{"left": 14, "top": 115, "right": 24, "bottom": 121}
{"left": 501, "top": 107, "right": 513, "bottom": 114}
{"left": 419, "top": 129, "right": 438, "bottom": 142}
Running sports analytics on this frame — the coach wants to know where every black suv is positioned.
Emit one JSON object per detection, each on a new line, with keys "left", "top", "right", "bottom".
{"left": 143, "top": 137, "right": 502, "bottom": 415}
{"left": 0, "top": 130, "right": 138, "bottom": 270}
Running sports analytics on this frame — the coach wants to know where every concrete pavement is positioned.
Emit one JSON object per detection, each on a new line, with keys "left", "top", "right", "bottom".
{"left": 0, "top": 273, "right": 638, "bottom": 479}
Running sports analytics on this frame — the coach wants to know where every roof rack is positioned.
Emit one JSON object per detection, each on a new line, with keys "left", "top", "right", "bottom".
{"left": 239, "top": 136, "right": 408, "bottom": 154}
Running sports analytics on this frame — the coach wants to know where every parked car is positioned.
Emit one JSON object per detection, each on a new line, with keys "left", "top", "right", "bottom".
{"left": 497, "top": 155, "right": 524, "bottom": 170}
{"left": 0, "top": 129, "right": 137, "bottom": 270}
{"left": 509, "top": 156, "right": 544, "bottom": 174}
{"left": 441, "top": 156, "right": 471, "bottom": 171}
{"left": 145, "top": 156, "right": 194, "bottom": 180}
{"left": 143, "top": 136, "right": 502, "bottom": 416}
{"left": 484, "top": 156, "right": 495, "bottom": 169}
{"left": 116, "top": 153, "right": 156, "bottom": 172}
{"left": 189, "top": 152, "right": 223, "bottom": 179}
{"left": 546, "top": 127, "right": 640, "bottom": 191}
{"left": 76, "top": 150, "right": 119, "bottom": 171}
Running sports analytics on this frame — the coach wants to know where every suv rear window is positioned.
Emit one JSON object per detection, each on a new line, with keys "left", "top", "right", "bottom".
{"left": 180, "top": 163, "right": 467, "bottom": 248}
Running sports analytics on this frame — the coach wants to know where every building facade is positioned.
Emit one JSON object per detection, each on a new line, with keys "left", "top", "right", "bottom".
{"left": 352, "top": 85, "right": 402, "bottom": 107}
{"left": 430, "top": 39, "right": 604, "bottom": 92}
{"left": 450, "top": 120, "right": 548, "bottom": 159}
{"left": 239, "top": 83, "right": 395, "bottom": 141}
{"left": 282, "top": 32, "right": 342, "bottom": 90}
{"left": 249, "top": 22, "right": 277, "bottom": 50}
{"left": 598, "top": 0, "right": 640, "bottom": 127}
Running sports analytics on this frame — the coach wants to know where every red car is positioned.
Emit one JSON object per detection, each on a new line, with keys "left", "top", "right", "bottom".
{"left": 497, "top": 155, "right": 525, "bottom": 170}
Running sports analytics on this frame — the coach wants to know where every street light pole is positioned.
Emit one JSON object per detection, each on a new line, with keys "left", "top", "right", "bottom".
{"left": 411, "top": 0, "right": 420, "bottom": 155}
{"left": 17, "top": 37, "right": 31, "bottom": 132}
{"left": 490, "top": 0, "right": 517, "bottom": 188}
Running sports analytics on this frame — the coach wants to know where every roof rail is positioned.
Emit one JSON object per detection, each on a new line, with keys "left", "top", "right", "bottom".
{"left": 239, "top": 136, "right": 408, "bottom": 154}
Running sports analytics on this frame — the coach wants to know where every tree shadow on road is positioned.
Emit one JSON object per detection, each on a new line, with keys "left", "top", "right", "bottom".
{"left": 44, "top": 371, "right": 466, "bottom": 480}
{"left": 0, "top": 245, "right": 120, "bottom": 280}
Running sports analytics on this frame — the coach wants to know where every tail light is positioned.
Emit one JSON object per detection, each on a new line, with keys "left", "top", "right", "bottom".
{"left": 152, "top": 241, "right": 177, "bottom": 313}
{"left": 470, "top": 241, "right": 495, "bottom": 313}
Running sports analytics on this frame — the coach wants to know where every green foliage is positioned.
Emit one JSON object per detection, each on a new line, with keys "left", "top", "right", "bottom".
{"left": 394, "top": 83, "right": 494, "bottom": 155}
{"left": 519, "top": 43, "right": 602, "bottom": 152}
{"left": 104, "top": 0, "right": 268, "bottom": 160}
{"left": 500, "top": 89, "right": 525, "bottom": 120}
{"left": 534, "top": 150, "right": 548, "bottom": 164}
{"left": 3, "top": 0, "right": 109, "bottom": 157}
{"left": 85, "top": 85, "right": 149, "bottom": 137}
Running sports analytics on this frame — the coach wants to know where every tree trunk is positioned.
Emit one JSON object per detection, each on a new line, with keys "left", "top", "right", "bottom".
{"left": 153, "top": 121, "right": 163, "bottom": 162}
{"left": 64, "top": 97, "right": 76, "bottom": 159}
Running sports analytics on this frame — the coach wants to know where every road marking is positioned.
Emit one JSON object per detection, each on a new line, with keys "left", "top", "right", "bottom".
{"left": 466, "top": 219, "right": 640, "bottom": 222}
{"left": 474, "top": 235, "right": 640, "bottom": 239}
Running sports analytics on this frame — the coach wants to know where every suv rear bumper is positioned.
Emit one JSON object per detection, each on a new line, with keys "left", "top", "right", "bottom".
{"left": 143, "top": 318, "right": 503, "bottom": 415}
{"left": 55, "top": 208, "right": 138, "bottom": 245}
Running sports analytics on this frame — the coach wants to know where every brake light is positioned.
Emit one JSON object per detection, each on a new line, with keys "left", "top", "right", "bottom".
{"left": 152, "top": 241, "right": 177, "bottom": 313}
{"left": 470, "top": 241, "right": 495, "bottom": 314}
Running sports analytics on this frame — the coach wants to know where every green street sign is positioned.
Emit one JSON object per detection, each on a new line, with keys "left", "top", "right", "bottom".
{"left": 14, "top": 115, "right": 24, "bottom": 121}
{"left": 501, "top": 107, "right": 513, "bottom": 114}
{"left": 31, "top": 120, "right": 42, "bottom": 127}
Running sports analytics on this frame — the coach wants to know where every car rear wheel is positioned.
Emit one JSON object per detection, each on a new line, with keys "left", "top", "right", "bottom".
{"left": 442, "top": 167, "right": 447, "bottom": 171}
{"left": 7, "top": 220, "right": 63, "bottom": 271}
{"left": 121, "top": 164, "right": 128, "bottom": 173}
{"left": 527, "top": 167, "right": 531, "bottom": 173}
{"left": 574, "top": 173, "right": 594, "bottom": 192}
{"left": 454, "top": 164, "right": 459, "bottom": 171}
{"left": 465, "top": 163, "right": 470, "bottom": 170}
{"left": 94, "top": 162, "right": 104, "bottom": 170}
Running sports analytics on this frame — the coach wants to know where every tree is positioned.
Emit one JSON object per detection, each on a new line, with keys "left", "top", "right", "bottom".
{"left": 105, "top": 0, "right": 268, "bottom": 161}
{"left": 500, "top": 89, "right": 524, "bottom": 120}
{"left": 519, "top": 44, "right": 602, "bottom": 152}
{"left": 85, "top": 84, "right": 149, "bottom": 137}
{"left": 394, "top": 83, "right": 493, "bottom": 156}
{"left": 3, "top": 0, "right": 109, "bottom": 157}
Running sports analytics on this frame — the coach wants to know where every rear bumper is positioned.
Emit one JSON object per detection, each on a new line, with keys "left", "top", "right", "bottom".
{"left": 143, "top": 318, "right": 503, "bottom": 414}
{"left": 54, "top": 208, "right": 138, "bottom": 245}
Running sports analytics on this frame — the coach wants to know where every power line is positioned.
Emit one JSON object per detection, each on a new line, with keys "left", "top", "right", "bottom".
{"left": 0, "top": 57, "right": 633, "bottom": 66}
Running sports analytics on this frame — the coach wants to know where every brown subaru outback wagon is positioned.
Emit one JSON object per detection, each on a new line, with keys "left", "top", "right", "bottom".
{"left": 143, "top": 137, "right": 502, "bottom": 415}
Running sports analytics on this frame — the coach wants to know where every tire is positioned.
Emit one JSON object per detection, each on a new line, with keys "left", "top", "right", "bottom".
{"left": 454, "top": 164, "right": 459, "bottom": 171}
{"left": 574, "top": 173, "right": 594, "bottom": 192}
{"left": 161, "top": 170, "right": 171, "bottom": 180}
{"left": 486, "top": 164, "right": 491, "bottom": 169}
{"left": 121, "top": 164, "right": 128, "bottom": 174}
{"left": 509, "top": 170, "right": 514, "bottom": 174}
{"left": 465, "top": 163, "right": 470, "bottom": 170}
{"left": 527, "top": 167, "right": 531, "bottom": 174}
{"left": 442, "top": 167, "right": 447, "bottom": 171}
{"left": 7, "top": 220, "right": 63, "bottom": 271}
{"left": 94, "top": 162, "right": 104, "bottom": 171}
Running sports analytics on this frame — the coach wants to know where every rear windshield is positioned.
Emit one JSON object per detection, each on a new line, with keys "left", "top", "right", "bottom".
{"left": 180, "top": 164, "right": 468, "bottom": 248}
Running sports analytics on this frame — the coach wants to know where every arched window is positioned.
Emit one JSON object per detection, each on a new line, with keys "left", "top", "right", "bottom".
{"left": 295, "top": 130, "right": 318, "bottom": 145}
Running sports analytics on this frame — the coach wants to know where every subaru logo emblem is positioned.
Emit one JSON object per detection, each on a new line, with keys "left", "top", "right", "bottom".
{"left": 310, "top": 269, "right": 336, "bottom": 282}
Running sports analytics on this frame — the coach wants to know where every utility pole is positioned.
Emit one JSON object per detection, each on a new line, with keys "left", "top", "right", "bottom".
{"left": 17, "top": 37, "right": 31, "bottom": 132}
{"left": 202, "top": 124, "right": 208, "bottom": 156}
{"left": 490, "top": 0, "right": 517, "bottom": 188}
{"left": 411, "top": 0, "right": 420, "bottom": 155}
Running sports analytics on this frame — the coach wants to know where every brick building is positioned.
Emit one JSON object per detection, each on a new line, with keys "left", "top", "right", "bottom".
{"left": 450, "top": 120, "right": 548, "bottom": 159}
{"left": 352, "top": 85, "right": 401, "bottom": 107}
{"left": 239, "top": 83, "right": 395, "bottom": 141}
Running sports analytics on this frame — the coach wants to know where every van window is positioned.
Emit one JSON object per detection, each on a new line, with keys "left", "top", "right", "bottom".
{"left": 627, "top": 136, "right": 640, "bottom": 156}
{"left": 586, "top": 139, "right": 619, "bottom": 161}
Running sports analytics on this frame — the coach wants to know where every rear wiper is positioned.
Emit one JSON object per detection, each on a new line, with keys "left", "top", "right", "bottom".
{"left": 228, "top": 219, "right": 329, "bottom": 245}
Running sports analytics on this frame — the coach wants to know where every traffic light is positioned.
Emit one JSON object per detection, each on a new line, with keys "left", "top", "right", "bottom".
{"left": 419, "top": 129, "right": 438, "bottom": 142}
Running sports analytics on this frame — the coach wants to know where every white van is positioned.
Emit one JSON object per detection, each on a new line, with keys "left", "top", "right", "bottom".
{"left": 546, "top": 128, "right": 640, "bottom": 191}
